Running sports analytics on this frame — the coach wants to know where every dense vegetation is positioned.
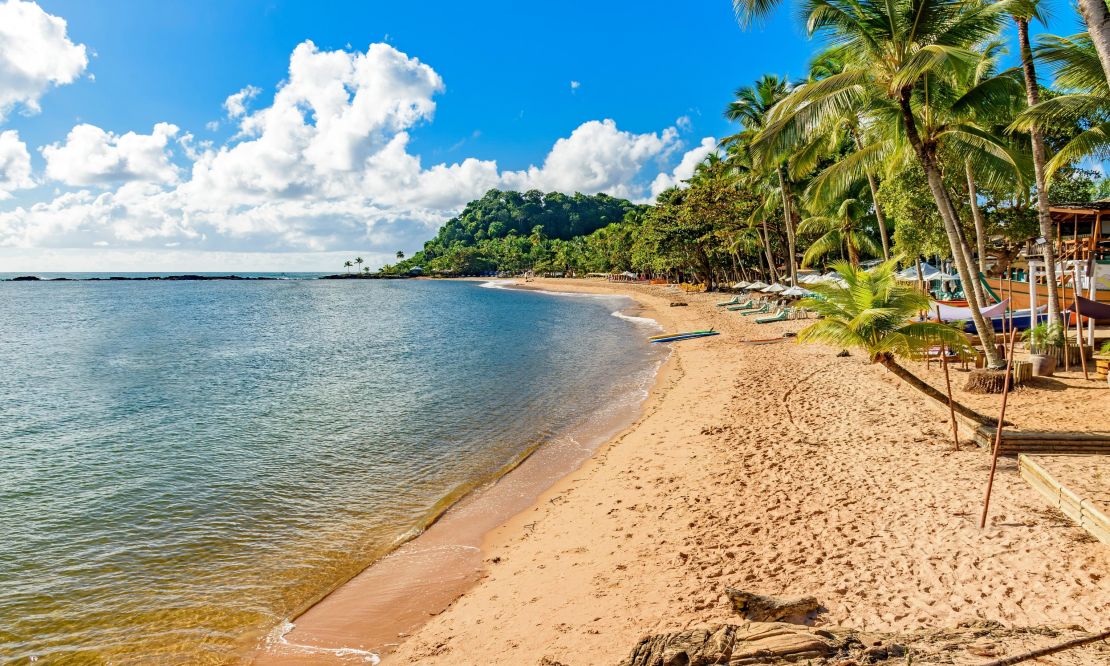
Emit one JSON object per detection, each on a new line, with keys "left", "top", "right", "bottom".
{"left": 389, "top": 0, "right": 1110, "bottom": 368}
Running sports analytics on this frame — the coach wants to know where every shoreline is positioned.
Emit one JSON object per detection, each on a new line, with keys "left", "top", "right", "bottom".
{"left": 384, "top": 278, "right": 1109, "bottom": 665}
{"left": 255, "top": 279, "right": 677, "bottom": 664}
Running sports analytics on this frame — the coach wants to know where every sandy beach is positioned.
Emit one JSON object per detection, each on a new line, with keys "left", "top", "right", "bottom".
{"left": 262, "top": 278, "right": 1109, "bottom": 665}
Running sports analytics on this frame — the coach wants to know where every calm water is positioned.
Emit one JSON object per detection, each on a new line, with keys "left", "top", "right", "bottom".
{"left": 0, "top": 279, "right": 662, "bottom": 663}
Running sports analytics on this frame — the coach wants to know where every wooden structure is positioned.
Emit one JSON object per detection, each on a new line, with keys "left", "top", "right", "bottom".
{"left": 1019, "top": 454, "right": 1110, "bottom": 546}
{"left": 971, "top": 428, "right": 1110, "bottom": 455}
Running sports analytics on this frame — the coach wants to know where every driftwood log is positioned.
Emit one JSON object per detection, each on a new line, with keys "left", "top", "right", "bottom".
{"left": 725, "top": 588, "right": 820, "bottom": 623}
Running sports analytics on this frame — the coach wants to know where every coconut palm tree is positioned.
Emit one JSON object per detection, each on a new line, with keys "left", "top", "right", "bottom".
{"left": 798, "top": 259, "right": 983, "bottom": 420}
{"left": 774, "top": 0, "right": 1018, "bottom": 366}
{"left": 343, "top": 260, "right": 353, "bottom": 273}
{"left": 1076, "top": 0, "right": 1110, "bottom": 89}
{"left": 1010, "top": 0, "right": 1062, "bottom": 325}
{"left": 799, "top": 197, "right": 880, "bottom": 267}
{"left": 396, "top": 250, "right": 405, "bottom": 260}
{"left": 725, "top": 74, "right": 802, "bottom": 285}
{"left": 355, "top": 256, "right": 364, "bottom": 273}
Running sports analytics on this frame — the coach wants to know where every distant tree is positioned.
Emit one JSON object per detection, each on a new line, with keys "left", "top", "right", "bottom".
{"left": 355, "top": 257, "right": 364, "bottom": 273}
{"left": 396, "top": 250, "right": 405, "bottom": 260}
{"left": 343, "top": 260, "right": 353, "bottom": 273}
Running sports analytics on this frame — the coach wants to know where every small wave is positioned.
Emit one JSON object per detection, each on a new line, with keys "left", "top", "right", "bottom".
{"left": 478, "top": 280, "right": 516, "bottom": 289}
{"left": 269, "top": 620, "right": 380, "bottom": 664}
{"left": 611, "top": 310, "right": 662, "bottom": 329}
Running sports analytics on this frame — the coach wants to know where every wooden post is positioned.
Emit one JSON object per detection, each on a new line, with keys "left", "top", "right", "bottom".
{"left": 980, "top": 328, "right": 1020, "bottom": 529}
{"left": 1070, "top": 250, "right": 1090, "bottom": 380}
{"left": 937, "top": 306, "right": 960, "bottom": 452}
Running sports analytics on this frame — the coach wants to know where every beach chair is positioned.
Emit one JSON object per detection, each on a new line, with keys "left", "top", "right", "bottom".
{"left": 756, "top": 309, "right": 790, "bottom": 324}
{"left": 740, "top": 304, "right": 771, "bottom": 316}
{"left": 726, "top": 300, "right": 754, "bottom": 311}
{"left": 716, "top": 296, "right": 742, "bottom": 307}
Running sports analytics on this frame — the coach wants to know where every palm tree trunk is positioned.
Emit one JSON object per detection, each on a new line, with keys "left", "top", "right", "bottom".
{"left": 965, "top": 161, "right": 989, "bottom": 275}
{"left": 877, "top": 356, "right": 997, "bottom": 427}
{"left": 948, "top": 195, "right": 989, "bottom": 306}
{"left": 853, "top": 132, "right": 891, "bottom": 260}
{"left": 1078, "top": 0, "right": 1110, "bottom": 90}
{"left": 776, "top": 165, "right": 799, "bottom": 286}
{"left": 1017, "top": 17, "right": 1062, "bottom": 325}
{"left": 760, "top": 219, "right": 780, "bottom": 283}
{"left": 897, "top": 88, "right": 1002, "bottom": 367}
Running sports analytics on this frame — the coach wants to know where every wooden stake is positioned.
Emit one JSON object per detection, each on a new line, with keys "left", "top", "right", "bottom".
{"left": 980, "top": 327, "right": 1019, "bottom": 529}
{"left": 937, "top": 306, "right": 960, "bottom": 452}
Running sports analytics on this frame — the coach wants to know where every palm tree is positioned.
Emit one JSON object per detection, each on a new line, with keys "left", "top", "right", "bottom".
{"left": 798, "top": 259, "right": 984, "bottom": 421}
{"left": 355, "top": 256, "right": 364, "bottom": 274}
{"left": 396, "top": 250, "right": 405, "bottom": 260}
{"left": 1076, "top": 0, "right": 1110, "bottom": 90}
{"left": 799, "top": 197, "right": 880, "bottom": 267}
{"left": 725, "top": 74, "right": 801, "bottom": 285}
{"left": 1011, "top": 0, "right": 1062, "bottom": 325}
{"left": 780, "top": 0, "right": 1015, "bottom": 367}
{"left": 343, "top": 260, "right": 353, "bottom": 274}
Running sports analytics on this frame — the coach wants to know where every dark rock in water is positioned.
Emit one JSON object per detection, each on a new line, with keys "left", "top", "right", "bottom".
{"left": 11, "top": 275, "right": 40, "bottom": 281}
{"left": 620, "top": 623, "right": 835, "bottom": 666}
{"left": 725, "top": 588, "right": 821, "bottom": 623}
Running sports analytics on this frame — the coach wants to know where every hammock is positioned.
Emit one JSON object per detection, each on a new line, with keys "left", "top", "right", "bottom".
{"left": 936, "top": 299, "right": 1009, "bottom": 323}
{"left": 1066, "top": 294, "right": 1110, "bottom": 320}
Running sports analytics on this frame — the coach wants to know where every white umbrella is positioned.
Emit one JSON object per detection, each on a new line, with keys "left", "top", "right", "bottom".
{"left": 746, "top": 280, "right": 769, "bottom": 290}
{"left": 782, "top": 286, "right": 810, "bottom": 297}
{"left": 732, "top": 281, "right": 750, "bottom": 289}
{"left": 762, "top": 283, "right": 787, "bottom": 293}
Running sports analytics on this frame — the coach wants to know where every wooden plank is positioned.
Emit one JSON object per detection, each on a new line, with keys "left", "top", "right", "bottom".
{"left": 1019, "top": 455, "right": 1110, "bottom": 546}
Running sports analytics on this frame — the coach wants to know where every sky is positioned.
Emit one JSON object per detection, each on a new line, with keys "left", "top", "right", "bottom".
{"left": 0, "top": 0, "right": 1086, "bottom": 271}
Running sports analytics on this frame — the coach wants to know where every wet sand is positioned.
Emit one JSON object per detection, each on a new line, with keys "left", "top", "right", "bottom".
{"left": 258, "top": 278, "right": 1110, "bottom": 665}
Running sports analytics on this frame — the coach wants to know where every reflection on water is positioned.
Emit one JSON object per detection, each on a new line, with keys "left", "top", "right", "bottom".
{"left": 0, "top": 279, "right": 661, "bottom": 663}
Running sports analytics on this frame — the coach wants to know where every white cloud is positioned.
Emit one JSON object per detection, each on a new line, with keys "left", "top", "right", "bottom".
{"left": 0, "top": 1, "right": 87, "bottom": 121}
{"left": 205, "top": 120, "right": 219, "bottom": 132}
{"left": 0, "top": 129, "right": 33, "bottom": 198}
{"left": 223, "top": 84, "right": 260, "bottom": 118}
{"left": 2, "top": 39, "right": 699, "bottom": 268}
{"left": 41, "top": 122, "right": 182, "bottom": 187}
{"left": 650, "top": 136, "right": 717, "bottom": 200}
{"left": 570, "top": 80, "right": 580, "bottom": 91}
{"left": 676, "top": 115, "right": 692, "bottom": 132}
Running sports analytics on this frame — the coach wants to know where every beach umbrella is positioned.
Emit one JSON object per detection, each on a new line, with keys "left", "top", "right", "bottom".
{"left": 782, "top": 286, "right": 810, "bottom": 297}
{"left": 732, "top": 281, "right": 750, "bottom": 289}
{"left": 762, "top": 283, "right": 787, "bottom": 293}
{"left": 746, "top": 280, "right": 769, "bottom": 290}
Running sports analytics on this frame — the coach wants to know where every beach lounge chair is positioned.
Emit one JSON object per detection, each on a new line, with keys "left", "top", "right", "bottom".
{"left": 741, "top": 304, "right": 771, "bottom": 316}
{"left": 716, "top": 296, "right": 742, "bottom": 307}
{"left": 756, "top": 309, "right": 790, "bottom": 324}
{"left": 726, "top": 300, "right": 754, "bottom": 311}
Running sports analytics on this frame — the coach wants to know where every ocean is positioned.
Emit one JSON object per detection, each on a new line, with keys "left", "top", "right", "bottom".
{"left": 0, "top": 278, "right": 664, "bottom": 663}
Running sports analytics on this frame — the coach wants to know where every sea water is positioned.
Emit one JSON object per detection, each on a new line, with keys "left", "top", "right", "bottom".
{"left": 0, "top": 278, "right": 663, "bottom": 663}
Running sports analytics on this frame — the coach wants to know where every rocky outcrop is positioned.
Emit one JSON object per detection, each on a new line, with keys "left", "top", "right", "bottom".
{"left": 725, "top": 589, "right": 821, "bottom": 623}
{"left": 619, "top": 623, "right": 836, "bottom": 666}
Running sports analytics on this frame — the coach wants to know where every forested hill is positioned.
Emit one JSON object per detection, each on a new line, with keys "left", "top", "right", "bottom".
{"left": 395, "top": 189, "right": 642, "bottom": 274}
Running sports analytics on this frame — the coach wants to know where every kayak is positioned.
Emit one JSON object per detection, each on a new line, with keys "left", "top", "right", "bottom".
{"left": 650, "top": 331, "right": 720, "bottom": 343}
{"left": 649, "top": 329, "right": 714, "bottom": 341}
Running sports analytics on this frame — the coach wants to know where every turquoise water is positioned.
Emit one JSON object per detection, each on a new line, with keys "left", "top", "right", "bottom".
{"left": 0, "top": 279, "right": 662, "bottom": 663}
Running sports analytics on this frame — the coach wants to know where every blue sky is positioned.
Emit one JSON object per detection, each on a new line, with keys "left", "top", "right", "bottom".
{"left": 0, "top": 1, "right": 1087, "bottom": 271}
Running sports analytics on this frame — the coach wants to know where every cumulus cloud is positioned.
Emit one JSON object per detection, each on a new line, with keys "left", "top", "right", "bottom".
{"left": 570, "top": 80, "right": 580, "bottom": 91}
{"left": 0, "top": 129, "right": 33, "bottom": 198}
{"left": 3, "top": 39, "right": 701, "bottom": 267}
{"left": 41, "top": 122, "right": 182, "bottom": 187}
{"left": 650, "top": 136, "right": 718, "bottom": 199}
{"left": 0, "top": 1, "right": 87, "bottom": 120}
{"left": 223, "top": 84, "right": 260, "bottom": 118}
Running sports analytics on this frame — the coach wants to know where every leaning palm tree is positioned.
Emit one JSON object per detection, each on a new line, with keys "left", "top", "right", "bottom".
{"left": 799, "top": 197, "right": 880, "bottom": 267}
{"left": 798, "top": 259, "right": 983, "bottom": 419}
